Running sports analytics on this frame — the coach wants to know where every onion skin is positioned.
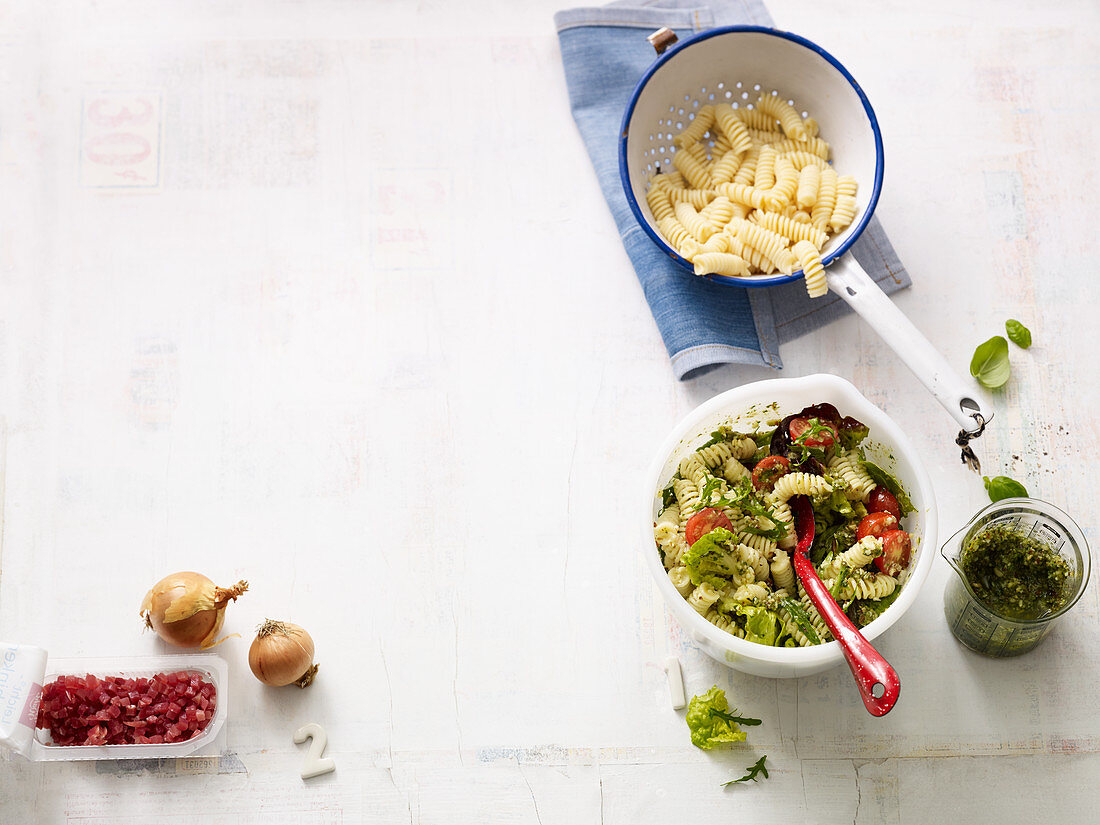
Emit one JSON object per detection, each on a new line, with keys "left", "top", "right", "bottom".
{"left": 140, "top": 572, "right": 248, "bottom": 649}
{"left": 249, "top": 620, "right": 318, "bottom": 688}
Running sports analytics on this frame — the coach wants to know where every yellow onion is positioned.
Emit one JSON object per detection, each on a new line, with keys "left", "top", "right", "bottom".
{"left": 248, "top": 619, "right": 318, "bottom": 688}
{"left": 140, "top": 571, "right": 248, "bottom": 649}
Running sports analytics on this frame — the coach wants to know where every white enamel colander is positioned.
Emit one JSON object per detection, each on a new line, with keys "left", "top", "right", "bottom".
{"left": 619, "top": 26, "right": 990, "bottom": 449}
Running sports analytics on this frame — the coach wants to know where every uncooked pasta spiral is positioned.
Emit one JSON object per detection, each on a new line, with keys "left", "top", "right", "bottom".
{"left": 810, "top": 166, "right": 838, "bottom": 233}
{"left": 752, "top": 210, "right": 827, "bottom": 248}
{"left": 730, "top": 146, "right": 761, "bottom": 186}
{"left": 738, "top": 221, "right": 796, "bottom": 275}
{"left": 713, "top": 104, "right": 753, "bottom": 154}
{"left": 672, "top": 146, "right": 712, "bottom": 190}
{"left": 793, "top": 240, "right": 827, "bottom": 299}
{"left": 829, "top": 194, "right": 857, "bottom": 231}
{"left": 755, "top": 93, "right": 808, "bottom": 141}
{"left": 796, "top": 164, "right": 821, "bottom": 209}
{"left": 753, "top": 145, "right": 779, "bottom": 189}
{"left": 694, "top": 252, "right": 749, "bottom": 277}
{"left": 674, "top": 201, "right": 718, "bottom": 242}
{"left": 709, "top": 149, "right": 743, "bottom": 185}
{"left": 769, "top": 156, "right": 799, "bottom": 206}
{"left": 699, "top": 195, "right": 736, "bottom": 229}
{"left": 646, "top": 185, "right": 674, "bottom": 222}
{"left": 718, "top": 181, "right": 781, "bottom": 212}
{"left": 667, "top": 187, "right": 714, "bottom": 209}
{"left": 674, "top": 104, "right": 715, "bottom": 147}
{"left": 656, "top": 216, "right": 701, "bottom": 259}
{"left": 768, "top": 136, "right": 830, "bottom": 159}
{"left": 736, "top": 106, "right": 781, "bottom": 131}
{"left": 783, "top": 150, "right": 828, "bottom": 171}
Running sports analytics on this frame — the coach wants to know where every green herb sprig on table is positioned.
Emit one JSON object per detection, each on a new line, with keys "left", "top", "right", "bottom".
{"left": 722, "top": 755, "right": 770, "bottom": 786}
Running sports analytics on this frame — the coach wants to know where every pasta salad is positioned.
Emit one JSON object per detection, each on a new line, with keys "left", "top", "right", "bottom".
{"left": 653, "top": 402, "right": 915, "bottom": 647}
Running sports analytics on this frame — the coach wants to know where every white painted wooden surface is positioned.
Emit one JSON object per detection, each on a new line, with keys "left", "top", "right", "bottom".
{"left": 1, "top": 1, "right": 1098, "bottom": 822}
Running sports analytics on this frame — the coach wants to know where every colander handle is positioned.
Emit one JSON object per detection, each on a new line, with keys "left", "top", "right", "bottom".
{"left": 826, "top": 254, "right": 989, "bottom": 435}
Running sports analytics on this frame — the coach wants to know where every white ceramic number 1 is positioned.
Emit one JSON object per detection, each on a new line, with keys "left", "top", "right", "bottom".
{"left": 293, "top": 723, "right": 336, "bottom": 779}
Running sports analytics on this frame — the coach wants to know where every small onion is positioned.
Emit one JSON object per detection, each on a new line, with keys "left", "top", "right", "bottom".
{"left": 140, "top": 571, "right": 249, "bottom": 649}
{"left": 249, "top": 619, "right": 318, "bottom": 688}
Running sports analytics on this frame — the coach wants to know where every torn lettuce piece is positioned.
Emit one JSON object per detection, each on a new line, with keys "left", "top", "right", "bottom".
{"left": 734, "top": 605, "right": 782, "bottom": 647}
{"left": 685, "top": 686, "right": 757, "bottom": 749}
{"left": 680, "top": 528, "right": 745, "bottom": 588}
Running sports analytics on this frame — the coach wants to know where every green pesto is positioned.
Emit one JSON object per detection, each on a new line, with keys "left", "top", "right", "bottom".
{"left": 960, "top": 525, "right": 1071, "bottom": 620}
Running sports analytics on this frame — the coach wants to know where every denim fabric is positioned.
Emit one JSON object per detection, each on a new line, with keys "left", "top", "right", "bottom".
{"left": 555, "top": 0, "right": 912, "bottom": 378}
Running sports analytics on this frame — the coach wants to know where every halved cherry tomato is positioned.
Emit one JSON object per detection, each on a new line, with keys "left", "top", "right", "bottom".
{"left": 856, "top": 511, "right": 898, "bottom": 541}
{"left": 684, "top": 507, "right": 734, "bottom": 546}
{"left": 788, "top": 417, "right": 836, "bottom": 450}
{"left": 751, "top": 455, "right": 791, "bottom": 492}
{"left": 875, "top": 530, "right": 912, "bottom": 576}
{"left": 868, "top": 486, "right": 902, "bottom": 521}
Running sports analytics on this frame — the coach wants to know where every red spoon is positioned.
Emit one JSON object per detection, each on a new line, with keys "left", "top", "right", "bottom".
{"left": 790, "top": 495, "right": 901, "bottom": 716}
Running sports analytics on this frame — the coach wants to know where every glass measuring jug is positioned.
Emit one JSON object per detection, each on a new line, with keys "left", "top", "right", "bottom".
{"left": 941, "top": 498, "right": 1090, "bottom": 657}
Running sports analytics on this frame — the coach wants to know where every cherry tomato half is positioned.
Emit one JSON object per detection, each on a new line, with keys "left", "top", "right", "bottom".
{"left": 788, "top": 417, "right": 836, "bottom": 451}
{"left": 868, "top": 486, "right": 902, "bottom": 521}
{"left": 856, "top": 511, "right": 898, "bottom": 541}
{"left": 751, "top": 455, "right": 791, "bottom": 492}
{"left": 684, "top": 507, "right": 734, "bottom": 546}
{"left": 875, "top": 530, "right": 912, "bottom": 576}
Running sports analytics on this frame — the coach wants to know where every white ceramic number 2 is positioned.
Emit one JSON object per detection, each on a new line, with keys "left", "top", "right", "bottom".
{"left": 293, "top": 723, "right": 336, "bottom": 779}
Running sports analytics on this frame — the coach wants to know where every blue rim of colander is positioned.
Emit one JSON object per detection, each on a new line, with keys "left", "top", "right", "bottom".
{"left": 618, "top": 25, "right": 885, "bottom": 288}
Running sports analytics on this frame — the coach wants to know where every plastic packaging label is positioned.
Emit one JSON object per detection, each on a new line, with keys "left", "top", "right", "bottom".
{"left": 0, "top": 642, "right": 48, "bottom": 758}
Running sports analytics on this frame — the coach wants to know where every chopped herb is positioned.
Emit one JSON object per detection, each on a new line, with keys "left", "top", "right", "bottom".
{"left": 722, "top": 755, "right": 770, "bottom": 786}
{"left": 780, "top": 598, "right": 821, "bottom": 645}
{"left": 1005, "top": 319, "right": 1032, "bottom": 349}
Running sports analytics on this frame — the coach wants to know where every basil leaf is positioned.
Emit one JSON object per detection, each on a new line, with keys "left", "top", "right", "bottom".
{"left": 970, "top": 336, "right": 1011, "bottom": 389}
{"left": 983, "top": 475, "right": 1028, "bottom": 503}
{"left": 661, "top": 483, "right": 676, "bottom": 509}
{"left": 860, "top": 461, "right": 915, "bottom": 516}
{"left": 1005, "top": 319, "right": 1032, "bottom": 349}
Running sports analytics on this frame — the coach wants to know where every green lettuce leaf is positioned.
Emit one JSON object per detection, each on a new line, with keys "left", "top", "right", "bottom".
{"left": 685, "top": 686, "right": 753, "bottom": 750}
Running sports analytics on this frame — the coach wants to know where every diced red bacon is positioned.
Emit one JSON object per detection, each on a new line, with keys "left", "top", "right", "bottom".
{"left": 36, "top": 671, "right": 216, "bottom": 746}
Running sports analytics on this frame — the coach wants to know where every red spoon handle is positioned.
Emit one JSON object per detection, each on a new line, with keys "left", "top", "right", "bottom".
{"left": 790, "top": 495, "right": 900, "bottom": 716}
{"left": 790, "top": 553, "right": 900, "bottom": 716}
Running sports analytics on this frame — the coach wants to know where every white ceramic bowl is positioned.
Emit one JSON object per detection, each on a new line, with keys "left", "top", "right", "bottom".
{"left": 643, "top": 373, "right": 937, "bottom": 678}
